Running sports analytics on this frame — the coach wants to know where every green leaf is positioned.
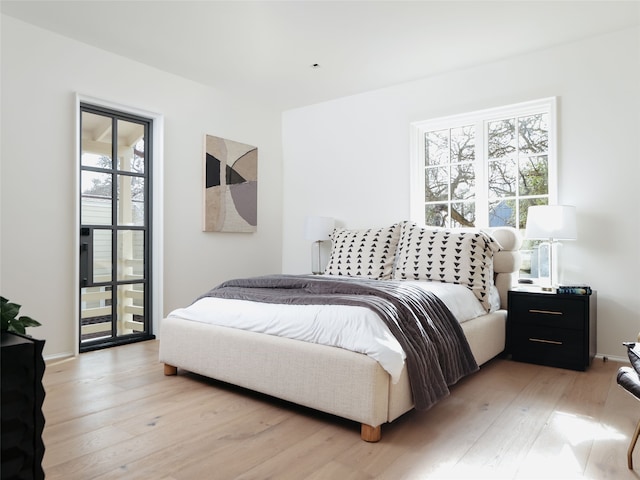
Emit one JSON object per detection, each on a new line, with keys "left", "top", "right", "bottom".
{"left": 18, "top": 316, "right": 41, "bottom": 328}
{"left": 1, "top": 296, "right": 40, "bottom": 332}
{"left": 2, "top": 302, "right": 20, "bottom": 321}
{"left": 8, "top": 322, "right": 26, "bottom": 335}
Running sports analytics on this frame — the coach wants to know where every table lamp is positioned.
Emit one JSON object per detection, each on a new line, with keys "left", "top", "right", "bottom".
{"left": 304, "top": 216, "right": 335, "bottom": 274}
{"left": 525, "top": 205, "right": 577, "bottom": 290}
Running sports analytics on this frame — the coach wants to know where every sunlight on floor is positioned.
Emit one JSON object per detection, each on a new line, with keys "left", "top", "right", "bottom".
{"left": 424, "top": 410, "right": 627, "bottom": 479}
{"left": 514, "top": 410, "right": 627, "bottom": 479}
{"left": 553, "top": 410, "right": 627, "bottom": 445}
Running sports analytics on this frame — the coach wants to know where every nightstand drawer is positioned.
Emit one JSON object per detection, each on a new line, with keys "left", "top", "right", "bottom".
{"left": 509, "top": 295, "right": 586, "bottom": 330}
{"left": 510, "top": 325, "right": 585, "bottom": 370}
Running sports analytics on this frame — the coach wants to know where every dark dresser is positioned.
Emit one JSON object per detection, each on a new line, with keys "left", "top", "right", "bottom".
{"left": 507, "top": 289, "right": 596, "bottom": 371}
{"left": 1, "top": 332, "right": 45, "bottom": 480}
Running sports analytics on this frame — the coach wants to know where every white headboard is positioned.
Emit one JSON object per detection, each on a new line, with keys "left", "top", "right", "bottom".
{"left": 485, "top": 227, "right": 522, "bottom": 309}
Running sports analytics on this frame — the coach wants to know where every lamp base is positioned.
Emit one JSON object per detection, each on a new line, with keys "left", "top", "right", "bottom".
{"left": 310, "top": 240, "right": 325, "bottom": 275}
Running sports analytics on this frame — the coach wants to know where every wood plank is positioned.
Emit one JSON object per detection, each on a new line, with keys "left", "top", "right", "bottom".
{"left": 90, "top": 412, "right": 296, "bottom": 480}
{"left": 583, "top": 362, "right": 640, "bottom": 479}
{"left": 45, "top": 385, "right": 282, "bottom": 478}
{"left": 446, "top": 365, "right": 574, "bottom": 478}
{"left": 232, "top": 420, "right": 360, "bottom": 480}
{"left": 335, "top": 359, "right": 537, "bottom": 478}
{"left": 513, "top": 359, "right": 614, "bottom": 478}
{"left": 40, "top": 341, "right": 640, "bottom": 479}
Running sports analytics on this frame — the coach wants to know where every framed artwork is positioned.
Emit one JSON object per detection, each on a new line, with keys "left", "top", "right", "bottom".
{"left": 203, "top": 134, "right": 257, "bottom": 232}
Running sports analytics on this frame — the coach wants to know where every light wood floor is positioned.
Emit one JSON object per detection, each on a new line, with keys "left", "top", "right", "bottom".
{"left": 42, "top": 340, "right": 640, "bottom": 479}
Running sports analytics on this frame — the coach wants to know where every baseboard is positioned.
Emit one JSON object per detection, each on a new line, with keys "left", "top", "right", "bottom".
{"left": 44, "top": 352, "right": 76, "bottom": 364}
{"left": 595, "top": 353, "right": 627, "bottom": 364}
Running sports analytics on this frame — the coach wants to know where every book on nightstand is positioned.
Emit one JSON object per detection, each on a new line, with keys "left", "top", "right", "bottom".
{"left": 557, "top": 285, "right": 592, "bottom": 295}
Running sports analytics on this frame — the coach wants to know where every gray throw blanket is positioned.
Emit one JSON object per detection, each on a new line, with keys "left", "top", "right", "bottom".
{"left": 199, "top": 274, "right": 479, "bottom": 410}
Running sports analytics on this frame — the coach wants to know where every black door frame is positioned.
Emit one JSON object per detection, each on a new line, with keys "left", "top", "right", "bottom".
{"left": 79, "top": 103, "right": 154, "bottom": 352}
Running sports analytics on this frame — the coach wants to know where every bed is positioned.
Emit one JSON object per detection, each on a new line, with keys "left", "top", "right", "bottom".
{"left": 159, "top": 222, "right": 521, "bottom": 442}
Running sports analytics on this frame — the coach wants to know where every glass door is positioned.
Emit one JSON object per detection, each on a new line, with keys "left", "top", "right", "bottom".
{"left": 79, "top": 104, "right": 153, "bottom": 351}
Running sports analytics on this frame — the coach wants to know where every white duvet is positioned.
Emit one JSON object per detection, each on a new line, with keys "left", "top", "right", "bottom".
{"left": 167, "top": 279, "right": 496, "bottom": 383}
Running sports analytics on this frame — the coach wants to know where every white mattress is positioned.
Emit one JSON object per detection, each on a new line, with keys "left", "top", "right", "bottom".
{"left": 167, "top": 280, "right": 492, "bottom": 384}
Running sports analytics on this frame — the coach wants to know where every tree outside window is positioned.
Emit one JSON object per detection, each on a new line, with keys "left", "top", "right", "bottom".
{"left": 411, "top": 98, "right": 557, "bottom": 278}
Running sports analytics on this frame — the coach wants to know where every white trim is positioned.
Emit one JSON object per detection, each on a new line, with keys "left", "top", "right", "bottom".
{"left": 412, "top": 97, "right": 557, "bottom": 131}
{"left": 74, "top": 96, "right": 81, "bottom": 356}
{"left": 44, "top": 352, "right": 76, "bottom": 364}
{"left": 596, "top": 354, "right": 626, "bottom": 364}
{"left": 408, "top": 120, "right": 425, "bottom": 222}
{"left": 546, "top": 98, "right": 558, "bottom": 204}
{"left": 74, "top": 94, "right": 164, "bottom": 355}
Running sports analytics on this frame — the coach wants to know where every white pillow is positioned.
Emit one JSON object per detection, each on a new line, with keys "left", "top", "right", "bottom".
{"left": 393, "top": 222, "right": 500, "bottom": 311}
{"left": 325, "top": 224, "right": 401, "bottom": 280}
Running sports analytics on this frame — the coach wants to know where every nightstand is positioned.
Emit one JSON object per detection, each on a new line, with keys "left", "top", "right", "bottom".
{"left": 507, "top": 289, "right": 597, "bottom": 371}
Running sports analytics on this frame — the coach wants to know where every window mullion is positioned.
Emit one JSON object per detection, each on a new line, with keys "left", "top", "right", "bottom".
{"left": 475, "top": 119, "right": 488, "bottom": 226}
{"left": 409, "top": 124, "right": 426, "bottom": 222}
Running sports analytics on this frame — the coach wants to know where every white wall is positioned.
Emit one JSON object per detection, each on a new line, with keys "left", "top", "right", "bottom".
{"left": 282, "top": 27, "right": 640, "bottom": 359}
{"left": 3, "top": 14, "right": 638, "bottom": 362}
{"left": 1, "top": 16, "right": 283, "bottom": 358}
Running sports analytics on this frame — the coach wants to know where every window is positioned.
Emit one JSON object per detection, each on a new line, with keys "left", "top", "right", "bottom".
{"left": 411, "top": 98, "right": 556, "bottom": 229}
{"left": 410, "top": 97, "right": 557, "bottom": 278}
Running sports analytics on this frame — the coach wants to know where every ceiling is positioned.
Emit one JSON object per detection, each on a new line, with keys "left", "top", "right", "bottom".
{"left": 2, "top": 1, "right": 639, "bottom": 110}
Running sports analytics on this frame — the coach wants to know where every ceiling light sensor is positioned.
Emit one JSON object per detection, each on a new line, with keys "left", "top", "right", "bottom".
{"left": 310, "top": 63, "right": 321, "bottom": 69}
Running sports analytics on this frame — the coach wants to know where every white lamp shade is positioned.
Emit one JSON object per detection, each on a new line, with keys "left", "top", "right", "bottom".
{"left": 525, "top": 205, "right": 577, "bottom": 240}
{"left": 304, "top": 216, "right": 335, "bottom": 241}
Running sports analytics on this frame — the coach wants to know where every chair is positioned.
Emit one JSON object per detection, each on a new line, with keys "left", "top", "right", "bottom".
{"left": 617, "top": 342, "right": 640, "bottom": 469}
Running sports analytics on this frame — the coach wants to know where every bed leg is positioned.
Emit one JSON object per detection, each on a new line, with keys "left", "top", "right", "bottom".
{"left": 164, "top": 363, "right": 178, "bottom": 376}
{"left": 361, "top": 424, "right": 381, "bottom": 442}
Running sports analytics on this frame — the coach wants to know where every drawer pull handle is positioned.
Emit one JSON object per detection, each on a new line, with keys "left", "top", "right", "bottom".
{"left": 529, "top": 309, "right": 563, "bottom": 315}
{"left": 529, "top": 338, "right": 563, "bottom": 345}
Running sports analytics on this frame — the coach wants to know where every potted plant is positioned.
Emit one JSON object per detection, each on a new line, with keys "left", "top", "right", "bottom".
{"left": 1, "top": 296, "right": 41, "bottom": 335}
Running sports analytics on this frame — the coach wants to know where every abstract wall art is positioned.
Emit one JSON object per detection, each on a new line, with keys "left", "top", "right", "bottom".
{"left": 203, "top": 134, "right": 257, "bottom": 232}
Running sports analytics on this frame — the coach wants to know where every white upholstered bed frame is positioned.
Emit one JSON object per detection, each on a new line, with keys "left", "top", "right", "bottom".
{"left": 159, "top": 227, "right": 521, "bottom": 442}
